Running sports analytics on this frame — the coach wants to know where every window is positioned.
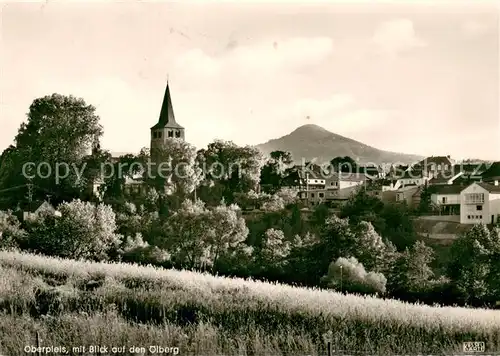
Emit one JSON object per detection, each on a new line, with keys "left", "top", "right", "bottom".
{"left": 168, "top": 130, "right": 174, "bottom": 138}
{"left": 157, "top": 131, "right": 162, "bottom": 138}
{"left": 175, "top": 130, "right": 181, "bottom": 138}
{"left": 442, "top": 197, "right": 447, "bottom": 204}
{"left": 319, "top": 193, "right": 324, "bottom": 198}
{"left": 467, "top": 215, "right": 471, "bottom": 219}
{"left": 444, "top": 164, "right": 448, "bottom": 170}
{"left": 477, "top": 205, "right": 482, "bottom": 211}
{"left": 311, "top": 193, "right": 315, "bottom": 198}
{"left": 330, "top": 182, "right": 334, "bottom": 186}
{"left": 465, "top": 193, "right": 484, "bottom": 204}
{"left": 153, "top": 132, "right": 158, "bottom": 139}
{"left": 479, "top": 215, "right": 482, "bottom": 219}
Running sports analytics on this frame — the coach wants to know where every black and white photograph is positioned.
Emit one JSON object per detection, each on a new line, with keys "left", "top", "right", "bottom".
{"left": 0, "top": 0, "right": 499, "bottom": 354}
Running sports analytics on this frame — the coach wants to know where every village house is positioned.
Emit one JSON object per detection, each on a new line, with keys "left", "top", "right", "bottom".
{"left": 480, "top": 161, "right": 500, "bottom": 183}
{"left": 394, "top": 185, "right": 422, "bottom": 208}
{"left": 23, "top": 201, "right": 60, "bottom": 221}
{"left": 460, "top": 181, "right": 500, "bottom": 225}
{"left": 325, "top": 172, "right": 368, "bottom": 190}
{"left": 430, "top": 184, "right": 463, "bottom": 215}
{"left": 299, "top": 184, "right": 360, "bottom": 207}
{"left": 428, "top": 171, "right": 464, "bottom": 186}
{"left": 380, "top": 178, "right": 401, "bottom": 191}
{"left": 395, "top": 170, "right": 428, "bottom": 188}
{"left": 414, "top": 155, "right": 453, "bottom": 179}
{"left": 453, "top": 162, "right": 489, "bottom": 181}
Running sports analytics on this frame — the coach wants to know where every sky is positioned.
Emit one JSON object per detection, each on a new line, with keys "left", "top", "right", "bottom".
{"left": 1, "top": 1, "right": 499, "bottom": 161}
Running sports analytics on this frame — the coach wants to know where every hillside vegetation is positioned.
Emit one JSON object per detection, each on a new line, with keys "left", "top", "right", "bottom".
{"left": 1, "top": 250, "right": 499, "bottom": 355}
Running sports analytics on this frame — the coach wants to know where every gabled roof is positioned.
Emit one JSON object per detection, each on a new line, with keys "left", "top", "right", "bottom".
{"left": 477, "top": 182, "right": 500, "bottom": 193}
{"left": 481, "top": 162, "right": 500, "bottom": 180}
{"left": 417, "top": 156, "right": 452, "bottom": 168}
{"left": 151, "top": 83, "right": 184, "bottom": 130}
{"left": 380, "top": 178, "right": 398, "bottom": 186}
{"left": 399, "top": 170, "right": 424, "bottom": 179}
{"left": 336, "top": 172, "right": 367, "bottom": 182}
{"left": 396, "top": 185, "right": 420, "bottom": 192}
{"left": 430, "top": 184, "right": 464, "bottom": 195}
{"left": 428, "top": 171, "right": 463, "bottom": 185}
{"left": 453, "top": 163, "right": 488, "bottom": 175}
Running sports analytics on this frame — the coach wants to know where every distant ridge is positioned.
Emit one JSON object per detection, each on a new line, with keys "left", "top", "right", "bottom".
{"left": 255, "top": 124, "right": 424, "bottom": 165}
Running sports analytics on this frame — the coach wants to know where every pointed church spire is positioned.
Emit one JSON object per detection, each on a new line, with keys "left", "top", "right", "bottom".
{"left": 151, "top": 81, "right": 184, "bottom": 130}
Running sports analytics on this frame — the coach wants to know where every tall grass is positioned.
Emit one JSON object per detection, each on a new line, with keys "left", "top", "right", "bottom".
{"left": 0, "top": 250, "right": 499, "bottom": 355}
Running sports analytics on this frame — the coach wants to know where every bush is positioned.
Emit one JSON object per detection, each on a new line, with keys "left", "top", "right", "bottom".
{"left": 0, "top": 210, "right": 26, "bottom": 248}
{"left": 322, "top": 257, "right": 387, "bottom": 294}
{"left": 24, "top": 199, "right": 120, "bottom": 261}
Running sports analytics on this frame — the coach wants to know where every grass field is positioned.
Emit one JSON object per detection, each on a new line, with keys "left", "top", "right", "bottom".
{"left": 0, "top": 249, "right": 499, "bottom": 355}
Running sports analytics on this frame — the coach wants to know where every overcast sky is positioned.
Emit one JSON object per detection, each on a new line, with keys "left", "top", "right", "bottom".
{"left": 1, "top": 1, "right": 499, "bottom": 160}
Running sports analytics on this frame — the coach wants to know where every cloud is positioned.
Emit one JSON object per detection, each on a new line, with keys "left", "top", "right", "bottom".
{"left": 173, "top": 36, "right": 334, "bottom": 85}
{"left": 372, "top": 19, "right": 426, "bottom": 56}
{"left": 461, "top": 20, "right": 491, "bottom": 39}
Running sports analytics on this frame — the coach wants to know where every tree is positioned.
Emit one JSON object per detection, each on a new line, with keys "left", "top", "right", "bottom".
{"left": 162, "top": 199, "right": 250, "bottom": 270}
{"left": 24, "top": 199, "right": 120, "bottom": 261}
{"left": 118, "top": 232, "right": 171, "bottom": 266}
{"left": 262, "top": 228, "right": 292, "bottom": 260}
{"left": 340, "top": 190, "right": 417, "bottom": 251}
{"left": 152, "top": 139, "right": 202, "bottom": 201}
{"left": 0, "top": 210, "right": 26, "bottom": 248}
{"left": 330, "top": 156, "right": 357, "bottom": 173}
{"left": 198, "top": 140, "right": 263, "bottom": 204}
{"left": 7, "top": 94, "right": 104, "bottom": 205}
{"left": 389, "top": 241, "right": 435, "bottom": 294}
{"left": 447, "top": 224, "right": 500, "bottom": 304}
{"left": 260, "top": 150, "right": 293, "bottom": 193}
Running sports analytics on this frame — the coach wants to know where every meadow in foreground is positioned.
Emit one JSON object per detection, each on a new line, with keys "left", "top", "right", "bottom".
{"left": 0, "top": 249, "right": 499, "bottom": 355}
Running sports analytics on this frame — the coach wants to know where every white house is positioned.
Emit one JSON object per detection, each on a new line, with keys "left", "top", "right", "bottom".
{"left": 23, "top": 201, "right": 61, "bottom": 221}
{"left": 396, "top": 170, "right": 429, "bottom": 187}
{"left": 415, "top": 155, "right": 453, "bottom": 179}
{"left": 380, "top": 179, "right": 401, "bottom": 191}
{"left": 326, "top": 172, "right": 367, "bottom": 190}
{"left": 430, "top": 184, "right": 463, "bottom": 215}
{"left": 460, "top": 182, "right": 500, "bottom": 225}
{"left": 428, "top": 171, "right": 464, "bottom": 186}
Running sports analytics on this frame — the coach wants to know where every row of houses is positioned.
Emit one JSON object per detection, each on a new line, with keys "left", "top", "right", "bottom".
{"left": 290, "top": 156, "right": 500, "bottom": 225}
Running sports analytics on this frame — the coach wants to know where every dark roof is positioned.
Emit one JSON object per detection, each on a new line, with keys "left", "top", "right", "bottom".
{"left": 400, "top": 170, "right": 424, "bottom": 179}
{"left": 453, "top": 163, "right": 488, "bottom": 175}
{"left": 151, "top": 83, "right": 184, "bottom": 130}
{"left": 380, "top": 178, "right": 397, "bottom": 185}
{"left": 430, "top": 184, "right": 464, "bottom": 195}
{"left": 428, "top": 171, "right": 462, "bottom": 184}
{"left": 477, "top": 182, "right": 500, "bottom": 193}
{"left": 417, "top": 156, "right": 452, "bottom": 169}
{"left": 337, "top": 172, "right": 367, "bottom": 182}
{"left": 481, "top": 162, "right": 500, "bottom": 180}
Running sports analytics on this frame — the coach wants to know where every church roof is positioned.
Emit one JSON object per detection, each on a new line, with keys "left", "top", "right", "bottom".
{"left": 151, "top": 83, "right": 184, "bottom": 130}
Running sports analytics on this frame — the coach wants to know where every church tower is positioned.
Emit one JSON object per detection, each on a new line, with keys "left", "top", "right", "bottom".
{"left": 150, "top": 82, "right": 185, "bottom": 162}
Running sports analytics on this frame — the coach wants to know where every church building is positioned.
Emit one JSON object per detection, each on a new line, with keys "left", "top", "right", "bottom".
{"left": 90, "top": 81, "right": 186, "bottom": 199}
{"left": 150, "top": 82, "right": 185, "bottom": 163}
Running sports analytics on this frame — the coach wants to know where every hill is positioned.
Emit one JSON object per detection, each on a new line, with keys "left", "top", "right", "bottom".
{"left": 256, "top": 124, "right": 424, "bottom": 165}
{"left": 0, "top": 250, "right": 499, "bottom": 355}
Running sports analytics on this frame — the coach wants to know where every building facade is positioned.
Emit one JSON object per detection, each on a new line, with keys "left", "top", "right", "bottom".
{"left": 460, "top": 182, "right": 500, "bottom": 225}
